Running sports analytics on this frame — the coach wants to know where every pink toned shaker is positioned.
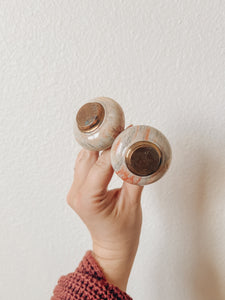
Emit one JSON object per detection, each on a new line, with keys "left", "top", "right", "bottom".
{"left": 74, "top": 97, "right": 172, "bottom": 185}
{"left": 111, "top": 125, "right": 172, "bottom": 185}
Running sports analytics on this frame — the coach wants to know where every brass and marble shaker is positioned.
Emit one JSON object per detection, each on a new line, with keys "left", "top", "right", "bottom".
{"left": 111, "top": 125, "right": 172, "bottom": 185}
{"left": 74, "top": 97, "right": 125, "bottom": 151}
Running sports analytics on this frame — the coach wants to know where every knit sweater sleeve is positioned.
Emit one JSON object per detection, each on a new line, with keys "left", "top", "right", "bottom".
{"left": 51, "top": 250, "right": 133, "bottom": 300}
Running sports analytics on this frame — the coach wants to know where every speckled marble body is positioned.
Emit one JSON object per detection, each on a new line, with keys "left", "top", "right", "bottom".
{"left": 74, "top": 97, "right": 125, "bottom": 151}
{"left": 111, "top": 125, "right": 172, "bottom": 185}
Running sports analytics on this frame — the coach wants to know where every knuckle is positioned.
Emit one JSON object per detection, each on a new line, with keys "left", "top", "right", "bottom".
{"left": 66, "top": 192, "right": 73, "bottom": 206}
{"left": 73, "top": 200, "right": 82, "bottom": 213}
{"left": 66, "top": 189, "right": 84, "bottom": 212}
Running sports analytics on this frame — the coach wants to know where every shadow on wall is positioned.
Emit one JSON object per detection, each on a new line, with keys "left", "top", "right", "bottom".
{"left": 150, "top": 127, "right": 225, "bottom": 300}
{"left": 192, "top": 148, "right": 225, "bottom": 300}
{"left": 194, "top": 254, "right": 224, "bottom": 300}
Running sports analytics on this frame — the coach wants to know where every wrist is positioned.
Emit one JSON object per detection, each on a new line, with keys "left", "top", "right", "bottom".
{"left": 92, "top": 240, "right": 138, "bottom": 292}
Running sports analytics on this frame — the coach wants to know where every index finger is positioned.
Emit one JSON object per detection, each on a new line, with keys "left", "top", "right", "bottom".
{"left": 84, "top": 148, "right": 114, "bottom": 195}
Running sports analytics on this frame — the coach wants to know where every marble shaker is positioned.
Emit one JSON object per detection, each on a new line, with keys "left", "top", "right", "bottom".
{"left": 74, "top": 97, "right": 125, "bottom": 151}
{"left": 111, "top": 125, "right": 172, "bottom": 186}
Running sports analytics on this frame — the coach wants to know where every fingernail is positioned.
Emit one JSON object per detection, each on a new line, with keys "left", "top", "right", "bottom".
{"left": 78, "top": 149, "right": 89, "bottom": 159}
{"left": 126, "top": 124, "right": 133, "bottom": 129}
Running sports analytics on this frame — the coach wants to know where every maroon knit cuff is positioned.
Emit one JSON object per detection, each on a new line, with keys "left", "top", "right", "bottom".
{"left": 51, "top": 250, "right": 133, "bottom": 300}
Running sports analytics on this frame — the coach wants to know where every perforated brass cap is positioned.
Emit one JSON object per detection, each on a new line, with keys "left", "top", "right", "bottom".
{"left": 125, "top": 141, "right": 162, "bottom": 176}
{"left": 76, "top": 102, "right": 105, "bottom": 133}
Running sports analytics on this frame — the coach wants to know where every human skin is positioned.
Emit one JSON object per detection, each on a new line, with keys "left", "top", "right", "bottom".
{"left": 67, "top": 144, "right": 144, "bottom": 292}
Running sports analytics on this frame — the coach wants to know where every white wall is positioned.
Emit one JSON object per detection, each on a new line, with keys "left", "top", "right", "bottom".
{"left": 1, "top": 1, "right": 225, "bottom": 299}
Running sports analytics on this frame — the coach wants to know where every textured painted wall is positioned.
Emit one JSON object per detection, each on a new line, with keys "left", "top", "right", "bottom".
{"left": 1, "top": 1, "right": 225, "bottom": 299}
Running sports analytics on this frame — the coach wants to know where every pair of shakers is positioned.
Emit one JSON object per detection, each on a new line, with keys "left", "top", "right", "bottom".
{"left": 74, "top": 97, "right": 172, "bottom": 186}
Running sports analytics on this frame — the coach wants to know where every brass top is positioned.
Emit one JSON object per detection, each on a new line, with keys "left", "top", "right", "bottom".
{"left": 76, "top": 102, "right": 105, "bottom": 133}
{"left": 125, "top": 141, "right": 162, "bottom": 176}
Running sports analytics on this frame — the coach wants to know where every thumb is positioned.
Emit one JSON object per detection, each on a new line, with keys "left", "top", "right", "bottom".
{"left": 85, "top": 148, "right": 114, "bottom": 195}
{"left": 121, "top": 181, "right": 144, "bottom": 205}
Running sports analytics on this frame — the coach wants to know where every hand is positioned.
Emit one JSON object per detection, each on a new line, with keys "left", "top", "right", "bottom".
{"left": 67, "top": 146, "right": 144, "bottom": 292}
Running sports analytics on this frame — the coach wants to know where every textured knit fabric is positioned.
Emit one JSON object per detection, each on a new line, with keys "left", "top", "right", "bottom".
{"left": 51, "top": 250, "right": 133, "bottom": 300}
